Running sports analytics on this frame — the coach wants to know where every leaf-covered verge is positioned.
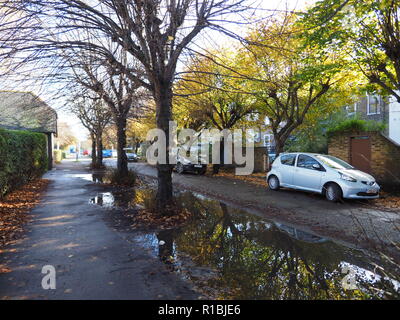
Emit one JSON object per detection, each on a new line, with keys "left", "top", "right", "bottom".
{"left": 0, "top": 128, "right": 48, "bottom": 198}
{"left": 0, "top": 178, "right": 50, "bottom": 269}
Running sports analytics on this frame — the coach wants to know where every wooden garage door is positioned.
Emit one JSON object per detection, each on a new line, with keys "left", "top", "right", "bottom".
{"left": 350, "top": 136, "right": 371, "bottom": 173}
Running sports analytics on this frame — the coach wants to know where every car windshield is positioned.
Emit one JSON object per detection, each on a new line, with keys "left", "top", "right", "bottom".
{"left": 315, "top": 155, "right": 354, "bottom": 170}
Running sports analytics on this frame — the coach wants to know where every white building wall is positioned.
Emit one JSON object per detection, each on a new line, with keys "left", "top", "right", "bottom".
{"left": 389, "top": 95, "right": 400, "bottom": 145}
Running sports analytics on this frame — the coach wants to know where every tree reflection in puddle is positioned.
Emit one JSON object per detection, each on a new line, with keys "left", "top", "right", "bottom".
{"left": 89, "top": 188, "right": 154, "bottom": 210}
{"left": 91, "top": 173, "right": 104, "bottom": 183}
{"left": 132, "top": 191, "right": 400, "bottom": 300}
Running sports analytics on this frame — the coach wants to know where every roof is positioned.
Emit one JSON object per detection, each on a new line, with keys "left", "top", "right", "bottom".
{"left": 0, "top": 91, "right": 57, "bottom": 134}
{"left": 281, "top": 152, "right": 322, "bottom": 156}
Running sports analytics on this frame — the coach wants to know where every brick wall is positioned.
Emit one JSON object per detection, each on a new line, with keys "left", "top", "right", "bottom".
{"left": 328, "top": 133, "right": 350, "bottom": 163}
{"left": 228, "top": 146, "right": 267, "bottom": 173}
{"left": 328, "top": 131, "right": 400, "bottom": 187}
{"left": 253, "top": 146, "right": 267, "bottom": 173}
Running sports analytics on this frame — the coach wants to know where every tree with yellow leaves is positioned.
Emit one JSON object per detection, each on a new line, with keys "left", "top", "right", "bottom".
{"left": 126, "top": 110, "right": 156, "bottom": 155}
{"left": 174, "top": 50, "right": 262, "bottom": 173}
{"left": 174, "top": 49, "right": 261, "bottom": 131}
{"left": 241, "top": 13, "right": 358, "bottom": 155}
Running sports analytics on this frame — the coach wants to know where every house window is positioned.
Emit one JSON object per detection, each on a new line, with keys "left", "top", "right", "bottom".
{"left": 263, "top": 134, "right": 275, "bottom": 152}
{"left": 346, "top": 102, "right": 357, "bottom": 115}
{"left": 264, "top": 134, "right": 271, "bottom": 147}
{"left": 367, "top": 95, "right": 380, "bottom": 115}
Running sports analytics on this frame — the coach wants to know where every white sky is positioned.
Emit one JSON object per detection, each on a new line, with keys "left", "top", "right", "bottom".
{"left": 1, "top": 0, "right": 316, "bottom": 143}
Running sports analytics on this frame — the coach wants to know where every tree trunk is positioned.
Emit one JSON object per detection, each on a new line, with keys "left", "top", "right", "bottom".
{"left": 155, "top": 83, "right": 174, "bottom": 213}
{"left": 212, "top": 138, "right": 225, "bottom": 174}
{"left": 274, "top": 137, "right": 285, "bottom": 157}
{"left": 90, "top": 132, "right": 97, "bottom": 168}
{"left": 134, "top": 140, "right": 140, "bottom": 154}
{"left": 116, "top": 116, "right": 128, "bottom": 178}
{"left": 96, "top": 131, "right": 103, "bottom": 168}
{"left": 274, "top": 127, "right": 295, "bottom": 157}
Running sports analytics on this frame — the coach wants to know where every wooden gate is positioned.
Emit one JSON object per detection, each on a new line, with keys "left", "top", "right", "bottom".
{"left": 350, "top": 136, "right": 371, "bottom": 173}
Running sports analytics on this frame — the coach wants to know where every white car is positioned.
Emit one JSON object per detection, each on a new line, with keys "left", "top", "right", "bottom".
{"left": 267, "top": 153, "right": 380, "bottom": 201}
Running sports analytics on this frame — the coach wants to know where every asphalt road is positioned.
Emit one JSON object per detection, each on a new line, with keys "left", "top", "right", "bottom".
{"left": 105, "top": 159, "right": 400, "bottom": 251}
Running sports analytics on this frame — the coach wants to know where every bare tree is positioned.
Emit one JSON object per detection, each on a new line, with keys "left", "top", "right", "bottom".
{"left": 0, "top": 2, "right": 40, "bottom": 77}
{"left": 69, "top": 49, "right": 144, "bottom": 178}
{"left": 16, "top": 0, "right": 252, "bottom": 212}
{"left": 70, "top": 94, "right": 112, "bottom": 169}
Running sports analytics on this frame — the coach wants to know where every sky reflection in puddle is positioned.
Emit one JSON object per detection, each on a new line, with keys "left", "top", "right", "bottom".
{"left": 71, "top": 173, "right": 105, "bottom": 183}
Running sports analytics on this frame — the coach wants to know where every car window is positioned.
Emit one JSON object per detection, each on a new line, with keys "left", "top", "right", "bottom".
{"left": 297, "top": 155, "right": 323, "bottom": 170}
{"left": 315, "top": 155, "right": 354, "bottom": 170}
{"left": 280, "top": 154, "right": 296, "bottom": 166}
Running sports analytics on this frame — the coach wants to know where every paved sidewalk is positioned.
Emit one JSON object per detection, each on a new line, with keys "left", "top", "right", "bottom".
{"left": 0, "top": 161, "right": 197, "bottom": 300}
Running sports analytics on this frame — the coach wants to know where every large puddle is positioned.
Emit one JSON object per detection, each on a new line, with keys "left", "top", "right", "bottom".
{"left": 77, "top": 173, "right": 105, "bottom": 183}
{"left": 90, "top": 187, "right": 400, "bottom": 299}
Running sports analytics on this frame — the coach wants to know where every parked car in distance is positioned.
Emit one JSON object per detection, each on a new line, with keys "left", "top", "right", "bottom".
{"left": 267, "top": 153, "right": 380, "bottom": 201}
{"left": 102, "top": 149, "right": 113, "bottom": 158}
{"left": 126, "top": 152, "right": 138, "bottom": 162}
{"left": 174, "top": 146, "right": 207, "bottom": 175}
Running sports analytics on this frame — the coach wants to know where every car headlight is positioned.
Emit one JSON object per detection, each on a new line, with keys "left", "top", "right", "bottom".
{"left": 339, "top": 172, "right": 357, "bottom": 182}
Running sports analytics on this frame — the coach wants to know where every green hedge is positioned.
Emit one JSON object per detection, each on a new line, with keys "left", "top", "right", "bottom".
{"left": 0, "top": 128, "right": 48, "bottom": 198}
{"left": 327, "top": 119, "right": 387, "bottom": 136}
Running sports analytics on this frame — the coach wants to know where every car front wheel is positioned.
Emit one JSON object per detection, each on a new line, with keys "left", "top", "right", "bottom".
{"left": 268, "top": 175, "right": 280, "bottom": 191}
{"left": 325, "top": 183, "right": 342, "bottom": 202}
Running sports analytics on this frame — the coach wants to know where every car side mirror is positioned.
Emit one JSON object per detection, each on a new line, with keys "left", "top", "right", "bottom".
{"left": 312, "top": 164, "right": 322, "bottom": 170}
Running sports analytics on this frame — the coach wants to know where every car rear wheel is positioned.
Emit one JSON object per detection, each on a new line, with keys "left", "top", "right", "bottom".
{"left": 176, "top": 162, "right": 184, "bottom": 174}
{"left": 197, "top": 168, "right": 207, "bottom": 175}
{"left": 325, "top": 183, "right": 342, "bottom": 202}
{"left": 268, "top": 175, "right": 280, "bottom": 191}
